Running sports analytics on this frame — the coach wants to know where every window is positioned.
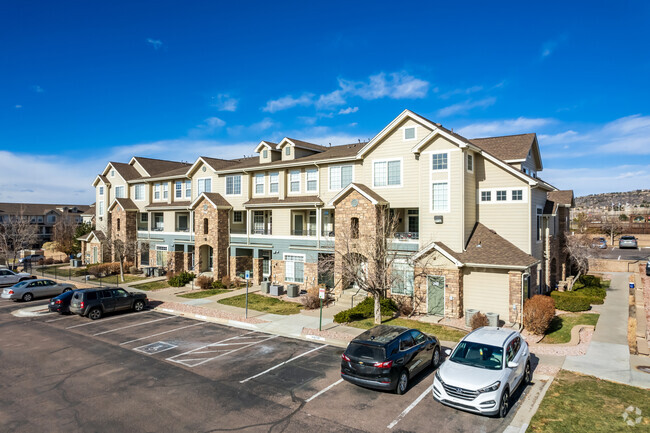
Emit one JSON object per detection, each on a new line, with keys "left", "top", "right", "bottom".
{"left": 37, "top": 216, "right": 43, "bottom": 223}
{"left": 496, "top": 190, "right": 507, "bottom": 201}
{"left": 47, "top": 215, "right": 56, "bottom": 224}
{"left": 432, "top": 182, "right": 449, "bottom": 212}
{"left": 198, "top": 178, "right": 212, "bottom": 195}
{"left": 263, "top": 149, "right": 268, "bottom": 158}
{"left": 225, "top": 175, "right": 241, "bottom": 195}
{"left": 99, "top": 186, "right": 104, "bottom": 195}
{"left": 351, "top": 218, "right": 359, "bottom": 239}
{"left": 254, "top": 174, "right": 264, "bottom": 194}
{"left": 512, "top": 190, "right": 523, "bottom": 201}
{"left": 432, "top": 153, "right": 448, "bottom": 171}
{"left": 98, "top": 201, "right": 104, "bottom": 215}
{"left": 162, "top": 183, "right": 169, "bottom": 199}
{"left": 407, "top": 209, "right": 419, "bottom": 233}
{"left": 329, "top": 165, "right": 353, "bottom": 190}
{"left": 175, "top": 181, "right": 183, "bottom": 198}
{"left": 306, "top": 169, "right": 318, "bottom": 192}
{"left": 203, "top": 218, "right": 209, "bottom": 235}
{"left": 285, "top": 146, "right": 291, "bottom": 156}
{"left": 269, "top": 172, "right": 279, "bottom": 194}
{"left": 140, "top": 213, "right": 148, "bottom": 223}
{"left": 537, "top": 208, "right": 543, "bottom": 242}
{"left": 177, "top": 214, "right": 188, "bottom": 231}
{"left": 373, "top": 160, "right": 401, "bottom": 187}
{"left": 111, "top": 170, "right": 115, "bottom": 177}
{"left": 467, "top": 154, "right": 473, "bottom": 172}
{"left": 153, "top": 213, "right": 163, "bottom": 231}
{"left": 391, "top": 261, "right": 414, "bottom": 296}
{"left": 233, "top": 211, "right": 242, "bottom": 223}
{"left": 289, "top": 170, "right": 300, "bottom": 193}
{"left": 134, "top": 184, "right": 145, "bottom": 201}
{"left": 115, "top": 186, "right": 125, "bottom": 198}
{"left": 117, "top": 218, "right": 121, "bottom": 231}
{"left": 284, "top": 254, "right": 304, "bottom": 283}
{"left": 185, "top": 180, "right": 191, "bottom": 198}
{"left": 481, "top": 191, "right": 492, "bottom": 202}
{"left": 154, "top": 183, "right": 161, "bottom": 200}
{"left": 404, "top": 127, "right": 416, "bottom": 140}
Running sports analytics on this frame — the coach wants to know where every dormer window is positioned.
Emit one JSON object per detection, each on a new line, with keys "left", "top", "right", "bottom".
{"left": 263, "top": 150, "right": 268, "bottom": 158}
{"left": 111, "top": 170, "right": 115, "bottom": 177}
{"left": 285, "top": 147, "right": 291, "bottom": 156}
{"left": 404, "top": 127, "right": 416, "bottom": 140}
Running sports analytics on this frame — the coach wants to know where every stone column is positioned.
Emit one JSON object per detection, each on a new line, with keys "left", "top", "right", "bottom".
{"left": 508, "top": 271, "right": 523, "bottom": 324}
{"left": 252, "top": 258, "right": 263, "bottom": 285}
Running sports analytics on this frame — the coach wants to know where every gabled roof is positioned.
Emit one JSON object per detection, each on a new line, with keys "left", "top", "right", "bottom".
{"left": 243, "top": 196, "right": 323, "bottom": 207}
{"left": 145, "top": 201, "right": 191, "bottom": 211}
{"left": 470, "top": 133, "right": 542, "bottom": 170}
{"left": 547, "top": 190, "right": 574, "bottom": 207}
{"left": 0, "top": 203, "right": 90, "bottom": 216}
{"left": 328, "top": 183, "right": 387, "bottom": 206}
{"left": 78, "top": 230, "right": 106, "bottom": 243}
{"left": 129, "top": 157, "right": 190, "bottom": 177}
{"left": 190, "top": 192, "right": 232, "bottom": 210}
{"left": 106, "top": 162, "right": 142, "bottom": 181}
{"left": 108, "top": 198, "right": 138, "bottom": 212}
{"left": 254, "top": 141, "right": 279, "bottom": 153}
{"left": 411, "top": 241, "right": 464, "bottom": 267}
{"left": 93, "top": 174, "right": 111, "bottom": 187}
{"left": 460, "top": 223, "right": 539, "bottom": 269}
{"left": 186, "top": 156, "right": 242, "bottom": 176}
{"left": 277, "top": 137, "right": 328, "bottom": 152}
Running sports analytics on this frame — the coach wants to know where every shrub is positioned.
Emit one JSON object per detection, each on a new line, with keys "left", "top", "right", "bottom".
{"left": 212, "top": 280, "right": 225, "bottom": 289}
{"left": 88, "top": 265, "right": 103, "bottom": 278}
{"left": 108, "top": 262, "right": 120, "bottom": 274}
{"left": 524, "top": 295, "right": 556, "bottom": 335}
{"left": 301, "top": 288, "right": 322, "bottom": 310}
{"left": 221, "top": 275, "right": 232, "bottom": 290}
{"left": 44, "top": 257, "right": 54, "bottom": 265}
{"left": 196, "top": 275, "right": 213, "bottom": 290}
{"left": 578, "top": 275, "right": 600, "bottom": 287}
{"left": 470, "top": 312, "right": 489, "bottom": 330}
{"left": 37, "top": 258, "right": 44, "bottom": 265}
{"left": 333, "top": 296, "right": 398, "bottom": 323}
{"left": 168, "top": 271, "right": 195, "bottom": 287}
{"left": 551, "top": 291, "right": 591, "bottom": 312}
{"left": 574, "top": 286, "right": 606, "bottom": 304}
{"left": 129, "top": 266, "right": 140, "bottom": 274}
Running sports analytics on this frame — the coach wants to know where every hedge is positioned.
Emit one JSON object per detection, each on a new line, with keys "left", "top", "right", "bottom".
{"left": 168, "top": 271, "right": 195, "bottom": 287}
{"left": 550, "top": 291, "right": 592, "bottom": 312}
{"left": 334, "top": 297, "right": 398, "bottom": 323}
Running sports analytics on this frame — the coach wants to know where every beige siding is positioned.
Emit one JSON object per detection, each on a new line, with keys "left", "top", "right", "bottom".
{"left": 463, "top": 268, "right": 510, "bottom": 319}
{"left": 130, "top": 182, "right": 149, "bottom": 212}
{"left": 272, "top": 208, "right": 291, "bottom": 236}
{"left": 131, "top": 160, "right": 149, "bottom": 177}
{"left": 95, "top": 181, "right": 109, "bottom": 232}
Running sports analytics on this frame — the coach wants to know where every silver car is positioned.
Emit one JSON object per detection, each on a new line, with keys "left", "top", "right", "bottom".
{"left": 619, "top": 235, "right": 638, "bottom": 249}
{"left": 1, "top": 279, "right": 76, "bottom": 302}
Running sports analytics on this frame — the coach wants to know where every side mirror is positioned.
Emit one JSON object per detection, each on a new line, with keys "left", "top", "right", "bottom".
{"left": 444, "top": 349, "right": 451, "bottom": 356}
{"left": 507, "top": 361, "right": 519, "bottom": 369}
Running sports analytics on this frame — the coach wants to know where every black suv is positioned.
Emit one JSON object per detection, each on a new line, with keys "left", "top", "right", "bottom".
{"left": 69, "top": 288, "right": 148, "bottom": 320}
{"left": 341, "top": 325, "right": 441, "bottom": 395}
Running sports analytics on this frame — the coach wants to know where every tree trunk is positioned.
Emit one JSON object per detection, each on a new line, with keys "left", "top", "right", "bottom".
{"left": 119, "top": 258, "right": 125, "bottom": 283}
{"left": 374, "top": 294, "right": 382, "bottom": 325}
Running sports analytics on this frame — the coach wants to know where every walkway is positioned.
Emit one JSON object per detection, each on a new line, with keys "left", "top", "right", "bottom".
{"left": 563, "top": 272, "right": 650, "bottom": 388}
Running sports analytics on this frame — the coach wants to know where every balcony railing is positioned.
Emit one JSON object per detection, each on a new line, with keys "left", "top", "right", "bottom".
{"left": 251, "top": 228, "right": 272, "bottom": 235}
{"left": 175, "top": 227, "right": 190, "bottom": 232}
{"left": 292, "top": 229, "right": 317, "bottom": 236}
{"left": 395, "top": 232, "right": 419, "bottom": 241}
{"left": 230, "top": 228, "right": 247, "bottom": 235}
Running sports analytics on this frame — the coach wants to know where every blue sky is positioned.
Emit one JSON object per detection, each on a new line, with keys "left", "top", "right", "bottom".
{"left": 1, "top": 0, "right": 649, "bottom": 203}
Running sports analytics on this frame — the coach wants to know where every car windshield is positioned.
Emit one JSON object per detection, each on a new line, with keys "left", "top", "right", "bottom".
{"left": 450, "top": 341, "right": 503, "bottom": 370}
{"left": 346, "top": 342, "right": 386, "bottom": 361}
{"left": 12, "top": 281, "right": 30, "bottom": 288}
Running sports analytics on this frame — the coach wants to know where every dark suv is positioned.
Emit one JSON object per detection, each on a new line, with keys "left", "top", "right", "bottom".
{"left": 341, "top": 325, "right": 441, "bottom": 395}
{"left": 69, "top": 288, "right": 148, "bottom": 320}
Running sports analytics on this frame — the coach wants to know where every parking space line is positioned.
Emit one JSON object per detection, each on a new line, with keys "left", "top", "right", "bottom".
{"left": 66, "top": 311, "right": 153, "bottom": 329}
{"left": 167, "top": 332, "right": 278, "bottom": 367}
{"left": 240, "top": 344, "right": 328, "bottom": 383}
{"left": 93, "top": 316, "right": 174, "bottom": 336}
{"left": 45, "top": 316, "right": 76, "bottom": 323}
{"left": 119, "top": 321, "right": 205, "bottom": 345}
{"left": 387, "top": 384, "right": 433, "bottom": 429}
{"left": 305, "top": 379, "right": 344, "bottom": 403}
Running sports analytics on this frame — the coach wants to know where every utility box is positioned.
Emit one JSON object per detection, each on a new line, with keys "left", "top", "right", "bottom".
{"left": 261, "top": 281, "right": 270, "bottom": 294}
{"left": 486, "top": 312, "right": 499, "bottom": 327}
{"left": 270, "top": 285, "right": 284, "bottom": 296}
{"left": 465, "top": 309, "right": 479, "bottom": 327}
{"left": 287, "top": 284, "right": 299, "bottom": 298}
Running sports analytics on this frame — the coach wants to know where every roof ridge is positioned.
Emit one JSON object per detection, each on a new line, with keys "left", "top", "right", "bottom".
{"left": 471, "top": 132, "right": 536, "bottom": 140}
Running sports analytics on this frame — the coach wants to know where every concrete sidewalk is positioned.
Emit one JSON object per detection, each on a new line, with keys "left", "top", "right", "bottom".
{"left": 563, "top": 272, "right": 650, "bottom": 389}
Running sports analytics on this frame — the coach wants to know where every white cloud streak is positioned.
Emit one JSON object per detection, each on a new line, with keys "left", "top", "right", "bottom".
{"left": 457, "top": 117, "right": 554, "bottom": 138}
{"left": 262, "top": 94, "right": 314, "bottom": 113}
{"left": 211, "top": 93, "right": 238, "bottom": 111}
{"left": 338, "top": 106, "right": 359, "bottom": 115}
{"left": 437, "top": 97, "right": 496, "bottom": 117}
{"left": 146, "top": 38, "right": 163, "bottom": 50}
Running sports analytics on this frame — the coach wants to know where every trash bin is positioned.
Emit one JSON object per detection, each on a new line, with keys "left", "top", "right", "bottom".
{"left": 287, "top": 284, "right": 299, "bottom": 298}
{"left": 261, "top": 281, "right": 270, "bottom": 294}
{"left": 465, "top": 309, "right": 479, "bottom": 327}
{"left": 270, "top": 285, "right": 284, "bottom": 296}
{"left": 486, "top": 312, "right": 499, "bottom": 327}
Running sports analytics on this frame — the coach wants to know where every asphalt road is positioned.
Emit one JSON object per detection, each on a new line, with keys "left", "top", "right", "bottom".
{"left": 593, "top": 246, "right": 650, "bottom": 261}
{"left": 0, "top": 299, "right": 529, "bottom": 432}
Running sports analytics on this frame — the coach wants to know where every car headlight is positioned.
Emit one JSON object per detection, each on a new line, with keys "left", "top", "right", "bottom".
{"left": 478, "top": 381, "right": 501, "bottom": 393}
{"left": 435, "top": 370, "right": 444, "bottom": 385}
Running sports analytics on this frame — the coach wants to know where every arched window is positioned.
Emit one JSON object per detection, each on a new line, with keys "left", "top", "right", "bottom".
{"left": 203, "top": 218, "right": 209, "bottom": 235}
{"left": 351, "top": 218, "right": 359, "bottom": 239}
{"left": 117, "top": 218, "right": 121, "bottom": 231}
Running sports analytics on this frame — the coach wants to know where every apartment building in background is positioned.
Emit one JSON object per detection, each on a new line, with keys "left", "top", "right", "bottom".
{"left": 80, "top": 110, "right": 574, "bottom": 324}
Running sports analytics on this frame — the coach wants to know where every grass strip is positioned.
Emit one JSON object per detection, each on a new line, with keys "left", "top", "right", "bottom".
{"left": 218, "top": 293, "right": 303, "bottom": 315}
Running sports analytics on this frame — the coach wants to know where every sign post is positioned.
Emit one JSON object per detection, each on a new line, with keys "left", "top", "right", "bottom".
{"left": 318, "top": 287, "right": 326, "bottom": 331}
{"left": 245, "top": 270, "right": 251, "bottom": 319}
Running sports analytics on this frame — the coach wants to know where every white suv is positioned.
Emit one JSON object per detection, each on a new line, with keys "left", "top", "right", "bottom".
{"left": 433, "top": 327, "right": 531, "bottom": 418}
{"left": 0, "top": 268, "right": 34, "bottom": 287}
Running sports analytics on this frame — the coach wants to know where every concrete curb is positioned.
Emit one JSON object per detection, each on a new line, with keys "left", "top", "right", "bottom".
{"left": 504, "top": 373, "right": 555, "bottom": 433}
{"left": 11, "top": 305, "right": 51, "bottom": 317}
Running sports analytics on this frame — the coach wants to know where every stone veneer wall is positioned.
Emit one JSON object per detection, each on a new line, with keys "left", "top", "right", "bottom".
{"left": 508, "top": 271, "right": 523, "bottom": 324}
{"left": 271, "top": 260, "right": 285, "bottom": 285}
{"left": 194, "top": 199, "right": 229, "bottom": 278}
{"left": 169, "top": 251, "right": 184, "bottom": 273}
{"left": 110, "top": 207, "right": 137, "bottom": 263}
{"left": 252, "top": 258, "right": 263, "bottom": 285}
{"left": 229, "top": 255, "right": 253, "bottom": 279}
{"left": 411, "top": 267, "right": 463, "bottom": 318}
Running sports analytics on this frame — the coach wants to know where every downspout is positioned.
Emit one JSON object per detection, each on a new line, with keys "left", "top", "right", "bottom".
{"left": 520, "top": 271, "right": 530, "bottom": 331}
{"left": 460, "top": 149, "right": 465, "bottom": 251}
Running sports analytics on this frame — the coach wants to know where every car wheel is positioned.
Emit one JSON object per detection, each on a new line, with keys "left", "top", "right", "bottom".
{"left": 88, "top": 308, "right": 102, "bottom": 320}
{"left": 22, "top": 292, "right": 33, "bottom": 302}
{"left": 396, "top": 370, "right": 409, "bottom": 395}
{"left": 431, "top": 347, "right": 441, "bottom": 368}
{"left": 498, "top": 389, "right": 510, "bottom": 418}
{"left": 524, "top": 361, "right": 532, "bottom": 385}
{"left": 63, "top": 288, "right": 72, "bottom": 293}
{"left": 133, "top": 300, "right": 145, "bottom": 312}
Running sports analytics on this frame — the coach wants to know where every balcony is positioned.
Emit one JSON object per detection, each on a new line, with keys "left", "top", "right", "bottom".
{"left": 251, "top": 227, "right": 272, "bottom": 235}
{"left": 291, "top": 229, "right": 317, "bottom": 237}
{"left": 394, "top": 232, "right": 419, "bottom": 241}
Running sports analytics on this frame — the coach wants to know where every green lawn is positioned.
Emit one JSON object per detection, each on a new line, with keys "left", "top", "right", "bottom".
{"left": 131, "top": 280, "right": 170, "bottom": 291}
{"left": 218, "top": 294, "right": 303, "bottom": 315}
{"left": 347, "top": 316, "right": 468, "bottom": 342}
{"left": 179, "top": 288, "right": 231, "bottom": 299}
{"left": 529, "top": 370, "right": 650, "bottom": 432}
{"left": 96, "top": 274, "right": 147, "bottom": 284}
{"left": 541, "top": 313, "right": 600, "bottom": 344}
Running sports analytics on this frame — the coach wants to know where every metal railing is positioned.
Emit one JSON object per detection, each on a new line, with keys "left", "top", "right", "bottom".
{"left": 251, "top": 228, "right": 272, "bottom": 235}
{"left": 291, "top": 229, "right": 317, "bottom": 236}
{"left": 395, "top": 232, "right": 419, "bottom": 241}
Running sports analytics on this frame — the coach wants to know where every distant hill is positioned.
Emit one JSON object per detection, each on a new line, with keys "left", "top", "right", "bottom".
{"left": 576, "top": 190, "right": 650, "bottom": 209}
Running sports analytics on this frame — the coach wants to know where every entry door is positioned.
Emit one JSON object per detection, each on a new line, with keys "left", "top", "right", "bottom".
{"left": 92, "top": 246, "right": 98, "bottom": 263}
{"left": 253, "top": 211, "right": 264, "bottom": 234}
{"left": 261, "top": 251, "right": 271, "bottom": 277}
{"left": 427, "top": 276, "right": 444, "bottom": 316}
{"left": 294, "top": 214, "right": 303, "bottom": 235}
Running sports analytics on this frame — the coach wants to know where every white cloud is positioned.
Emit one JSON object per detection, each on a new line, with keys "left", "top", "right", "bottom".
{"left": 316, "top": 90, "right": 346, "bottom": 109}
{"left": 437, "top": 97, "right": 496, "bottom": 117}
{"left": 146, "top": 38, "right": 163, "bottom": 50}
{"left": 14, "top": 105, "right": 22, "bottom": 109}
{"left": 108, "top": 139, "right": 253, "bottom": 163}
{"left": 262, "top": 93, "right": 314, "bottom": 113}
{"left": 440, "top": 85, "right": 484, "bottom": 99}
{"left": 543, "top": 165, "right": 650, "bottom": 196}
{"left": 189, "top": 117, "right": 226, "bottom": 136}
{"left": 226, "top": 118, "right": 276, "bottom": 136}
{"left": 540, "top": 35, "right": 566, "bottom": 60}
{"left": 538, "top": 130, "right": 580, "bottom": 145}
{"left": 211, "top": 93, "right": 238, "bottom": 111}
{"left": 338, "top": 71, "right": 429, "bottom": 100}
{"left": 31, "top": 85, "right": 44, "bottom": 93}
{"left": 338, "top": 106, "right": 359, "bottom": 115}
{"left": 457, "top": 117, "right": 554, "bottom": 138}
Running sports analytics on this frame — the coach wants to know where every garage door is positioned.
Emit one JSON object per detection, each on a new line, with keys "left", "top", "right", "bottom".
{"left": 463, "top": 268, "right": 510, "bottom": 320}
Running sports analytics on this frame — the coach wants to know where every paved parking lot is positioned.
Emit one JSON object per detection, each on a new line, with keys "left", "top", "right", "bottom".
{"left": 0, "top": 298, "right": 529, "bottom": 432}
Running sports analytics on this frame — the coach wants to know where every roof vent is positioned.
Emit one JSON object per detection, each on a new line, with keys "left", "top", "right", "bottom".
{"left": 477, "top": 241, "right": 482, "bottom": 248}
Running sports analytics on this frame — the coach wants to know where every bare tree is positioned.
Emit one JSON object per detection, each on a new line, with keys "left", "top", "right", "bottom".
{"left": 601, "top": 217, "right": 623, "bottom": 246}
{"left": 53, "top": 218, "right": 92, "bottom": 258}
{"left": 0, "top": 210, "right": 38, "bottom": 267}
{"left": 104, "top": 233, "right": 138, "bottom": 282}
{"left": 564, "top": 234, "right": 594, "bottom": 290}
{"left": 573, "top": 212, "right": 589, "bottom": 233}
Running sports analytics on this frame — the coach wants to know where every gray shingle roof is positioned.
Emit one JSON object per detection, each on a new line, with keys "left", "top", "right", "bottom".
{"left": 0, "top": 203, "right": 90, "bottom": 216}
{"left": 460, "top": 223, "right": 538, "bottom": 268}
{"left": 243, "top": 196, "right": 323, "bottom": 206}
{"left": 469, "top": 133, "right": 537, "bottom": 161}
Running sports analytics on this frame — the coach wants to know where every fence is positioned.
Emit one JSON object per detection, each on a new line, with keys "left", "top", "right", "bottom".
{"left": 21, "top": 263, "right": 137, "bottom": 288}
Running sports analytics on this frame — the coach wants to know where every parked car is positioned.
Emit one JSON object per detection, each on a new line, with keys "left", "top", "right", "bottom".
{"left": 69, "top": 288, "right": 148, "bottom": 320}
{"left": 0, "top": 268, "right": 34, "bottom": 287}
{"left": 646, "top": 260, "right": 650, "bottom": 276}
{"left": 341, "top": 325, "right": 441, "bottom": 395}
{"left": 48, "top": 290, "right": 78, "bottom": 314}
{"left": 619, "top": 236, "right": 638, "bottom": 249}
{"left": 18, "top": 254, "right": 45, "bottom": 264}
{"left": 1, "top": 279, "right": 76, "bottom": 302}
{"left": 433, "top": 327, "right": 531, "bottom": 418}
{"left": 591, "top": 237, "right": 607, "bottom": 249}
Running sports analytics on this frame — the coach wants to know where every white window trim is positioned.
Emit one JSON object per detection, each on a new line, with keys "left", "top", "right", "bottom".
{"left": 196, "top": 177, "right": 212, "bottom": 195}
{"left": 372, "top": 157, "right": 403, "bottom": 188}
{"left": 98, "top": 201, "right": 104, "bottom": 215}
{"left": 288, "top": 170, "right": 301, "bottom": 195}
{"left": 232, "top": 210, "right": 243, "bottom": 224}
{"left": 536, "top": 206, "right": 543, "bottom": 244}
{"left": 431, "top": 151, "right": 450, "bottom": 172}
{"left": 283, "top": 253, "right": 306, "bottom": 283}
{"left": 175, "top": 181, "right": 183, "bottom": 199}
{"left": 185, "top": 180, "right": 191, "bottom": 199}
{"left": 268, "top": 172, "right": 279, "bottom": 195}
{"left": 162, "top": 183, "right": 169, "bottom": 200}
{"left": 114, "top": 185, "right": 125, "bottom": 199}
{"left": 134, "top": 184, "right": 145, "bottom": 201}
{"left": 305, "top": 168, "right": 319, "bottom": 193}
{"left": 477, "top": 188, "right": 528, "bottom": 204}
{"left": 328, "top": 164, "right": 355, "bottom": 192}
{"left": 254, "top": 173, "right": 265, "bottom": 196}
{"left": 153, "top": 183, "right": 161, "bottom": 201}
{"left": 99, "top": 186, "right": 104, "bottom": 196}
{"left": 466, "top": 153, "right": 474, "bottom": 173}
{"left": 155, "top": 245, "right": 169, "bottom": 251}
{"left": 430, "top": 181, "right": 450, "bottom": 214}
{"left": 430, "top": 152, "right": 451, "bottom": 214}
{"left": 224, "top": 175, "right": 242, "bottom": 196}
{"left": 390, "top": 259, "right": 415, "bottom": 296}
{"left": 402, "top": 126, "right": 417, "bottom": 141}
